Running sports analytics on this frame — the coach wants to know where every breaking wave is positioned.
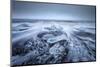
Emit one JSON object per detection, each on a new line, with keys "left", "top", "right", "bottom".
{"left": 11, "top": 21, "right": 96, "bottom": 66}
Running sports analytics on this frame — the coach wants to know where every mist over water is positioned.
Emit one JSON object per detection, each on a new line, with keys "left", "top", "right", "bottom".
{"left": 11, "top": 20, "right": 96, "bottom": 66}
{"left": 11, "top": 1, "right": 96, "bottom": 66}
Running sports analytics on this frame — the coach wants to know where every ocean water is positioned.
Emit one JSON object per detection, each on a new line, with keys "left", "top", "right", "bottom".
{"left": 11, "top": 20, "right": 96, "bottom": 66}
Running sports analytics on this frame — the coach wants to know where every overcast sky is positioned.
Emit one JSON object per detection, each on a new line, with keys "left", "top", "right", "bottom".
{"left": 12, "top": 1, "right": 96, "bottom": 21}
